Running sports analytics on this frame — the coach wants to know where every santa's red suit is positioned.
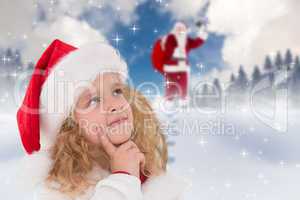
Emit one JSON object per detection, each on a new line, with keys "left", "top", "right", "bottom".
{"left": 161, "top": 23, "right": 208, "bottom": 101}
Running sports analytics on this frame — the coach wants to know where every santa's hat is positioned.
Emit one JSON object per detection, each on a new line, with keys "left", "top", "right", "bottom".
{"left": 16, "top": 39, "right": 128, "bottom": 155}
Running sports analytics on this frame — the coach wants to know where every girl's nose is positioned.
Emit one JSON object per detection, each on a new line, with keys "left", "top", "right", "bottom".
{"left": 108, "top": 103, "right": 124, "bottom": 113}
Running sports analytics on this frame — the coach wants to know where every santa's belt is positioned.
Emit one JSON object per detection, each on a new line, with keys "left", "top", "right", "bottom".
{"left": 163, "top": 64, "right": 190, "bottom": 73}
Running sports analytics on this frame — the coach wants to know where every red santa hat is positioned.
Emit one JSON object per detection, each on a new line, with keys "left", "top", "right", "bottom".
{"left": 16, "top": 39, "right": 128, "bottom": 155}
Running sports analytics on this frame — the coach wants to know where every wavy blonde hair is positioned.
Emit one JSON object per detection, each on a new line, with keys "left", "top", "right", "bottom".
{"left": 45, "top": 86, "right": 168, "bottom": 198}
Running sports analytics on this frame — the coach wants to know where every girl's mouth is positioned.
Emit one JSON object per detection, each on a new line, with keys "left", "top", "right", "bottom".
{"left": 109, "top": 117, "right": 128, "bottom": 127}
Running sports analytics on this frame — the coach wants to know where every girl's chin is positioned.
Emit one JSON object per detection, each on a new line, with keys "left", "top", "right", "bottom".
{"left": 108, "top": 134, "right": 132, "bottom": 146}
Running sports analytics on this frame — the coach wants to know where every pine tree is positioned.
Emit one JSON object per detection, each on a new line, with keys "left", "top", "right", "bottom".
{"left": 291, "top": 56, "right": 300, "bottom": 106}
{"left": 202, "top": 83, "right": 209, "bottom": 95}
{"left": 213, "top": 78, "right": 222, "bottom": 95}
{"left": 275, "top": 51, "right": 283, "bottom": 70}
{"left": 15, "top": 49, "right": 22, "bottom": 67}
{"left": 230, "top": 73, "right": 236, "bottom": 83}
{"left": 252, "top": 65, "right": 261, "bottom": 84}
{"left": 295, "top": 56, "right": 300, "bottom": 69}
{"left": 264, "top": 55, "right": 273, "bottom": 72}
{"left": 284, "top": 49, "right": 293, "bottom": 71}
{"left": 237, "top": 65, "right": 248, "bottom": 89}
{"left": 292, "top": 56, "right": 300, "bottom": 83}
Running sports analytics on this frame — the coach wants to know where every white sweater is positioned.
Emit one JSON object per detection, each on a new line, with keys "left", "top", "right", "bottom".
{"left": 1, "top": 149, "right": 190, "bottom": 200}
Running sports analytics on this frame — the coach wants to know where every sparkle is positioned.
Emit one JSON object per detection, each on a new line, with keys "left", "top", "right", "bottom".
{"left": 2, "top": 55, "right": 11, "bottom": 64}
{"left": 112, "top": 34, "right": 123, "bottom": 46}
{"left": 234, "top": 135, "right": 240, "bottom": 141}
{"left": 10, "top": 72, "right": 18, "bottom": 77}
{"left": 130, "top": 24, "right": 140, "bottom": 34}
{"left": 145, "top": 89, "right": 151, "bottom": 94}
{"left": 263, "top": 137, "right": 269, "bottom": 143}
{"left": 240, "top": 149, "right": 248, "bottom": 158}
{"left": 156, "top": 0, "right": 163, "bottom": 3}
{"left": 196, "top": 63, "right": 204, "bottom": 69}
{"left": 279, "top": 160, "right": 285, "bottom": 167}
{"left": 188, "top": 167, "right": 195, "bottom": 173}
{"left": 197, "top": 137, "right": 208, "bottom": 147}
{"left": 224, "top": 182, "right": 232, "bottom": 188}
{"left": 153, "top": 28, "right": 158, "bottom": 34}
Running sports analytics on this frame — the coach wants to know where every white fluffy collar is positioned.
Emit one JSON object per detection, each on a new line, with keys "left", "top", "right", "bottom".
{"left": 7, "top": 149, "right": 190, "bottom": 200}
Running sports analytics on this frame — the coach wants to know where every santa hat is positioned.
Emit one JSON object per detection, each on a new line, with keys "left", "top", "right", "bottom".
{"left": 16, "top": 39, "right": 128, "bottom": 155}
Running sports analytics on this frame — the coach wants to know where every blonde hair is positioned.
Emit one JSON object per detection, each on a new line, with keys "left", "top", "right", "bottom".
{"left": 45, "top": 86, "right": 168, "bottom": 197}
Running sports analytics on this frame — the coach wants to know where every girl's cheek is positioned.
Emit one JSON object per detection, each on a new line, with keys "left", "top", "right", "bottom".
{"left": 85, "top": 125, "right": 107, "bottom": 144}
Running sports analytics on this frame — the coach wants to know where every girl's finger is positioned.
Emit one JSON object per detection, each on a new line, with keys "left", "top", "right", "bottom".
{"left": 118, "top": 140, "right": 137, "bottom": 152}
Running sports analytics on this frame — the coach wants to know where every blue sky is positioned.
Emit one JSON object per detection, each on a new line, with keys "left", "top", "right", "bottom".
{"left": 95, "top": 1, "right": 226, "bottom": 94}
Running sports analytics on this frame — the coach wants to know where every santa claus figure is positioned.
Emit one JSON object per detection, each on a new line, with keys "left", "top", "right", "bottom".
{"left": 152, "top": 21, "right": 208, "bottom": 105}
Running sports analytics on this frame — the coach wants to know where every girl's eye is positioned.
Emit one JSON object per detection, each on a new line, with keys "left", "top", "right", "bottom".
{"left": 113, "top": 88, "right": 124, "bottom": 96}
{"left": 88, "top": 96, "right": 101, "bottom": 106}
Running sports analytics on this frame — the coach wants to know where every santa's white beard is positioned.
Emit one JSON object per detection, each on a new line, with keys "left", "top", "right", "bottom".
{"left": 175, "top": 33, "right": 187, "bottom": 49}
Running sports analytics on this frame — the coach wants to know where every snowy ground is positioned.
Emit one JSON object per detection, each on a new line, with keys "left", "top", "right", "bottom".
{"left": 0, "top": 102, "right": 299, "bottom": 199}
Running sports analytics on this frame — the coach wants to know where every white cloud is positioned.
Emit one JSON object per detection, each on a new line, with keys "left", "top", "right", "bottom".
{"left": 23, "top": 16, "right": 107, "bottom": 63}
{"left": 163, "top": 0, "right": 300, "bottom": 82}
{"left": 162, "top": 0, "right": 206, "bottom": 20}
{"left": 0, "top": 0, "right": 141, "bottom": 63}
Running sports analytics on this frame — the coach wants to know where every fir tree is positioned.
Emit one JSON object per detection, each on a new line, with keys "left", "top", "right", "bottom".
{"left": 284, "top": 49, "right": 293, "bottom": 71}
{"left": 264, "top": 55, "right": 273, "bottom": 72}
{"left": 252, "top": 65, "right": 261, "bottom": 83}
{"left": 237, "top": 65, "right": 248, "bottom": 89}
{"left": 230, "top": 73, "right": 236, "bottom": 83}
{"left": 274, "top": 51, "right": 283, "bottom": 70}
{"left": 213, "top": 78, "right": 222, "bottom": 95}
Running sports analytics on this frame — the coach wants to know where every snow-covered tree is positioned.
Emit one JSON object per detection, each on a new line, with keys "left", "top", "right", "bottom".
{"left": 236, "top": 65, "right": 248, "bottom": 90}
{"left": 230, "top": 73, "right": 236, "bottom": 83}
{"left": 264, "top": 55, "right": 273, "bottom": 72}
{"left": 251, "top": 65, "right": 261, "bottom": 87}
{"left": 213, "top": 78, "right": 222, "bottom": 95}
{"left": 274, "top": 51, "right": 283, "bottom": 70}
{"left": 284, "top": 49, "right": 293, "bottom": 71}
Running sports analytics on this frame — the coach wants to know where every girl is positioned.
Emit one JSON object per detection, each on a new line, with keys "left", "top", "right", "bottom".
{"left": 14, "top": 39, "right": 189, "bottom": 200}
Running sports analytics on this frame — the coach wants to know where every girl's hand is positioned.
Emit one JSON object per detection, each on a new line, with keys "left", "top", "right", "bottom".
{"left": 98, "top": 133, "right": 145, "bottom": 179}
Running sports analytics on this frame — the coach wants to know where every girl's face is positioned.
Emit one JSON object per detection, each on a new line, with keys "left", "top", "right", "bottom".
{"left": 74, "top": 72, "right": 133, "bottom": 147}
